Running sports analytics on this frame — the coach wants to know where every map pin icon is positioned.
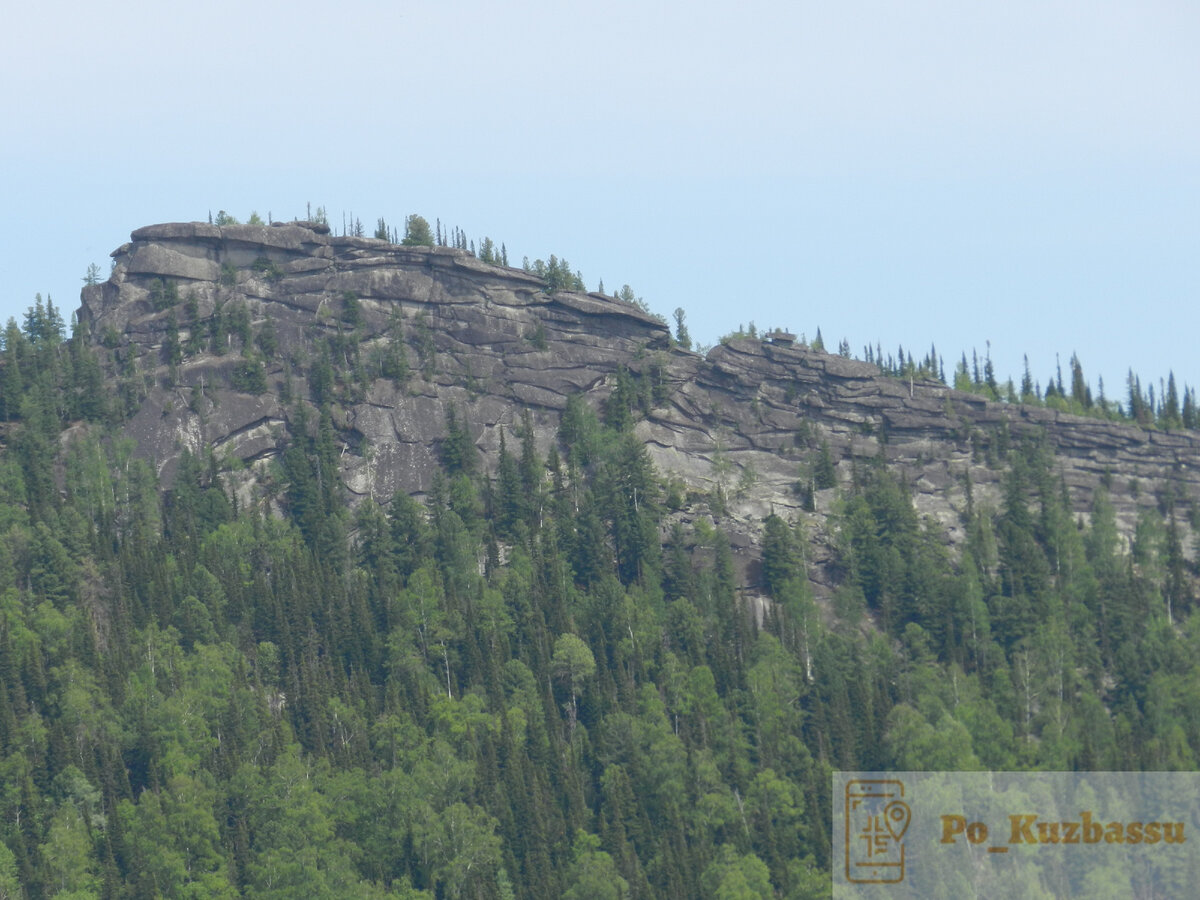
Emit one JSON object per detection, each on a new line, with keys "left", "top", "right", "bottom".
{"left": 884, "top": 801, "right": 911, "bottom": 841}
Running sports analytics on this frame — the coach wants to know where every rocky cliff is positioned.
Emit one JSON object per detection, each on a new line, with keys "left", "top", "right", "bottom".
{"left": 79, "top": 221, "right": 1199, "bottom": 593}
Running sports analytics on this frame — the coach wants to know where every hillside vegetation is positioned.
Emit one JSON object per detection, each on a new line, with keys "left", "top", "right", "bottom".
{"left": 0, "top": 234, "right": 1197, "bottom": 897}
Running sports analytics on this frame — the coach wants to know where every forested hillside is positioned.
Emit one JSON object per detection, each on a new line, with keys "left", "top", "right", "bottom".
{"left": 0, "top": 268, "right": 1198, "bottom": 898}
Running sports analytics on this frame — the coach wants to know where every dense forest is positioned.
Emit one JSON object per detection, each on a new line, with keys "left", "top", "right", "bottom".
{"left": 0, "top": 286, "right": 1197, "bottom": 899}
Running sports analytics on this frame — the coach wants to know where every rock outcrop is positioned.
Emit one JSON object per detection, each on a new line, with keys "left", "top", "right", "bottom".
{"left": 81, "top": 221, "right": 671, "bottom": 498}
{"left": 79, "top": 221, "right": 1200, "bottom": 593}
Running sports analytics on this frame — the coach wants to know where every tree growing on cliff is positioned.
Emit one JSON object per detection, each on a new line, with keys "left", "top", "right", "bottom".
{"left": 673, "top": 308, "right": 692, "bottom": 351}
{"left": 402, "top": 214, "right": 435, "bottom": 247}
{"left": 762, "top": 513, "right": 801, "bottom": 598}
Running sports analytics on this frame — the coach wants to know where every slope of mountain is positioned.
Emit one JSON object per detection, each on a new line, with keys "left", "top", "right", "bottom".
{"left": 0, "top": 219, "right": 1197, "bottom": 898}
{"left": 80, "top": 220, "right": 1199, "bottom": 592}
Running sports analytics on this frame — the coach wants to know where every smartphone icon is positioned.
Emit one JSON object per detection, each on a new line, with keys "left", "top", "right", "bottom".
{"left": 845, "top": 779, "right": 910, "bottom": 884}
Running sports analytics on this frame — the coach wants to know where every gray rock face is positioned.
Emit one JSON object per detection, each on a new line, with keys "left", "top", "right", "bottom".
{"left": 79, "top": 221, "right": 1199, "bottom": 593}
{"left": 80, "top": 222, "right": 673, "bottom": 497}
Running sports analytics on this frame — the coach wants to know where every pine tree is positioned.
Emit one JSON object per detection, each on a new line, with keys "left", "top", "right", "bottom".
{"left": 440, "top": 406, "right": 477, "bottom": 476}
{"left": 954, "top": 354, "right": 973, "bottom": 392}
{"left": 1070, "top": 354, "right": 1091, "bottom": 409}
{"left": 402, "top": 214, "right": 434, "bottom": 246}
{"left": 984, "top": 342, "right": 997, "bottom": 397}
{"left": 1162, "top": 371, "right": 1180, "bottom": 427}
{"left": 1127, "top": 370, "right": 1149, "bottom": 424}
{"left": 1021, "top": 355, "right": 1035, "bottom": 401}
{"left": 761, "top": 514, "right": 801, "bottom": 597}
{"left": 672, "top": 308, "right": 692, "bottom": 351}
{"left": 1182, "top": 385, "right": 1197, "bottom": 430}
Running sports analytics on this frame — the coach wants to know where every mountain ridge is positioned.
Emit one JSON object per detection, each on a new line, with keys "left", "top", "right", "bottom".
{"left": 78, "top": 220, "right": 1200, "bottom": 594}
{"left": 2, "top": 218, "right": 1199, "bottom": 897}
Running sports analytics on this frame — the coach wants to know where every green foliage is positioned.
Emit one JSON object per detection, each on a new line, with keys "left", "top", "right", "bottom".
{"left": 281, "top": 405, "right": 347, "bottom": 563}
{"left": 673, "top": 307, "right": 692, "bottom": 351}
{"left": 0, "top": 282, "right": 1197, "bottom": 899}
{"left": 528, "top": 321, "right": 548, "bottom": 350}
{"left": 251, "top": 254, "right": 285, "bottom": 282}
{"left": 617, "top": 284, "right": 646, "bottom": 313}
{"left": 373, "top": 333, "right": 410, "bottom": 385}
{"left": 440, "top": 406, "right": 477, "bottom": 476}
{"left": 341, "top": 291, "right": 363, "bottom": 329}
{"left": 545, "top": 256, "right": 586, "bottom": 292}
{"left": 226, "top": 301, "right": 252, "bottom": 346}
{"left": 231, "top": 355, "right": 268, "bottom": 394}
{"left": 402, "top": 214, "right": 435, "bottom": 247}
{"left": 812, "top": 440, "right": 836, "bottom": 490}
{"left": 564, "top": 831, "right": 629, "bottom": 899}
{"left": 701, "top": 846, "right": 775, "bottom": 899}
{"left": 162, "top": 309, "right": 183, "bottom": 371}
{"left": 147, "top": 279, "right": 182, "bottom": 312}
{"left": 552, "top": 634, "right": 596, "bottom": 718}
{"left": 478, "top": 237, "right": 500, "bottom": 265}
{"left": 762, "top": 513, "right": 801, "bottom": 598}
{"left": 255, "top": 317, "right": 279, "bottom": 357}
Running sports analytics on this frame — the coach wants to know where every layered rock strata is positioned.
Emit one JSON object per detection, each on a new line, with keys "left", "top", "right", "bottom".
{"left": 79, "top": 222, "right": 1200, "bottom": 591}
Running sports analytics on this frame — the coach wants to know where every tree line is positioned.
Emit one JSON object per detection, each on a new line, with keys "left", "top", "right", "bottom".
{"left": 718, "top": 323, "right": 1197, "bottom": 433}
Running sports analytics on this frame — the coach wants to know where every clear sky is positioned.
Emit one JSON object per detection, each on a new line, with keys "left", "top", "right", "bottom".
{"left": 4, "top": 0, "right": 1198, "bottom": 403}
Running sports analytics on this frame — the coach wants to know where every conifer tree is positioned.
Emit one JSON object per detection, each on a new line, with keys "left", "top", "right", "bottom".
{"left": 672, "top": 308, "right": 692, "bottom": 351}
{"left": 761, "top": 513, "right": 801, "bottom": 597}
{"left": 1163, "top": 372, "right": 1180, "bottom": 426}
{"left": 1021, "top": 355, "right": 1035, "bottom": 401}
{"left": 402, "top": 214, "right": 435, "bottom": 246}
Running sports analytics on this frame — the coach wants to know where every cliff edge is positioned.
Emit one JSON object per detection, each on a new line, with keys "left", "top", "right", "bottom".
{"left": 79, "top": 221, "right": 1200, "bottom": 592}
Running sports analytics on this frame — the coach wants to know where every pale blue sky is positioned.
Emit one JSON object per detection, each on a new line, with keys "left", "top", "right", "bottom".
{"left": 3, "top": 0, "right": 1197, "bottom": 401}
